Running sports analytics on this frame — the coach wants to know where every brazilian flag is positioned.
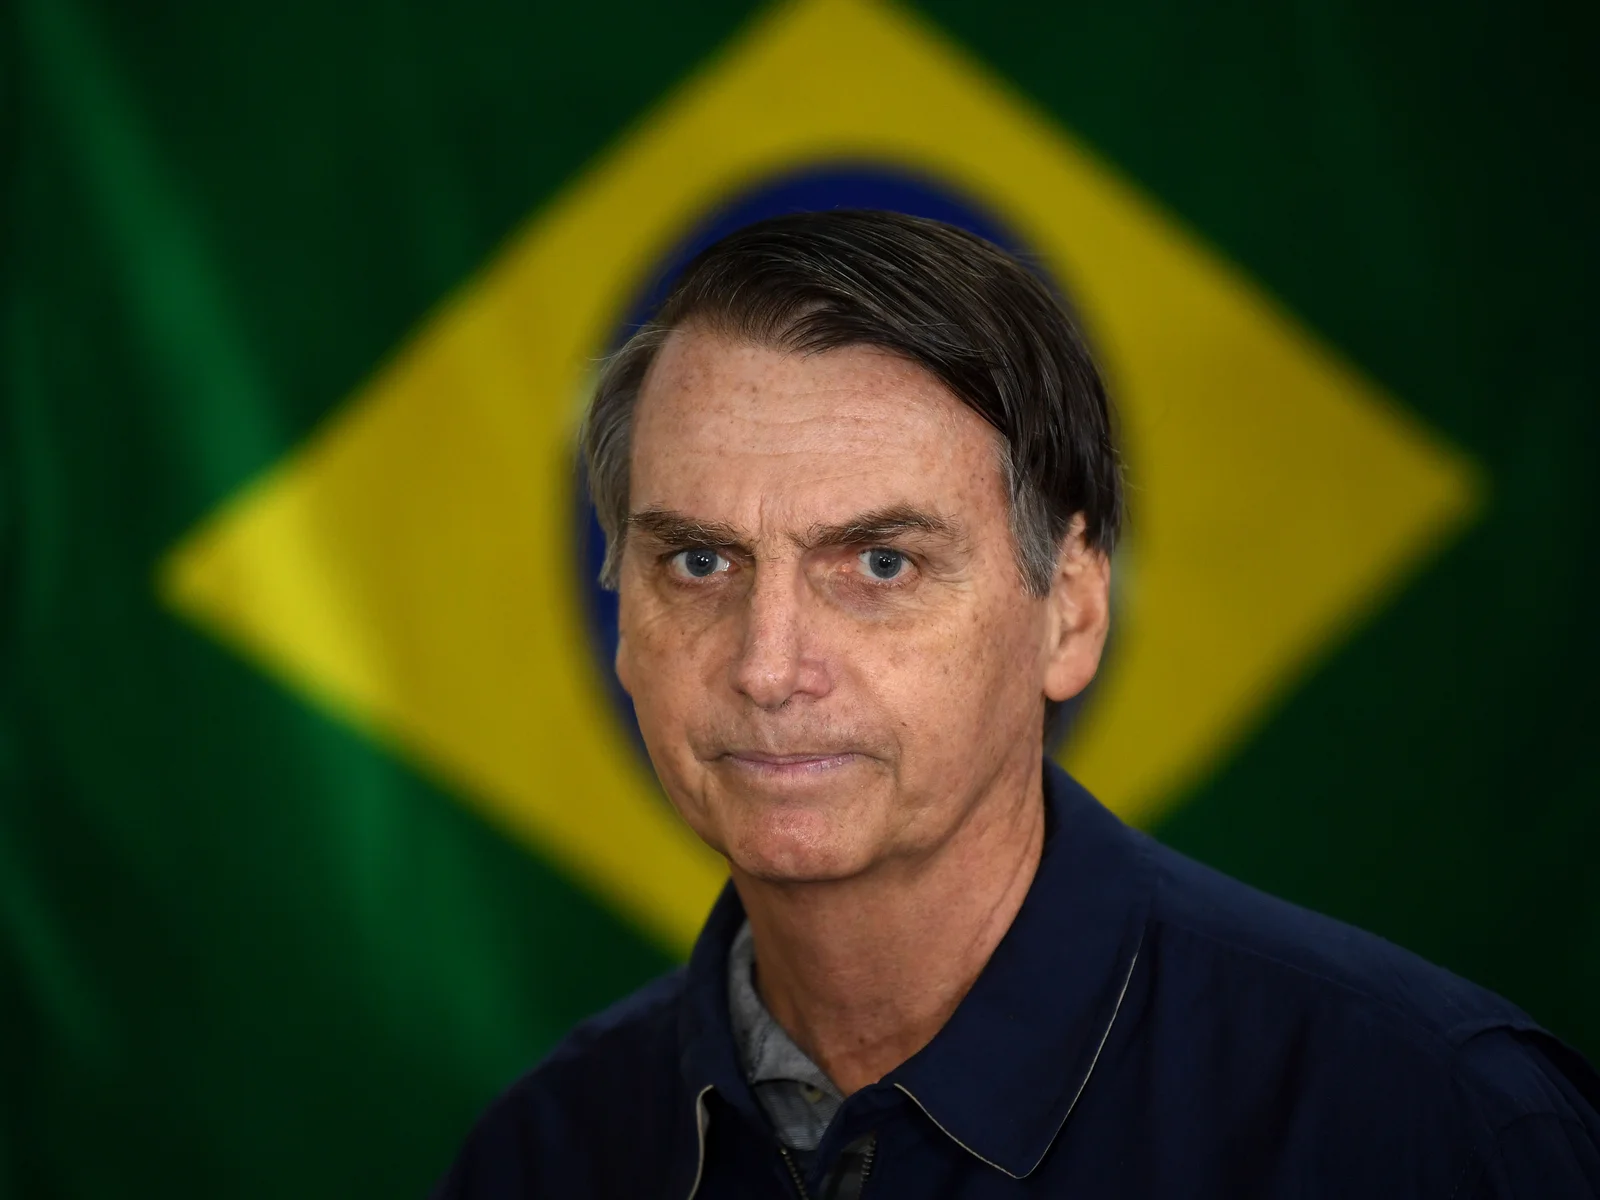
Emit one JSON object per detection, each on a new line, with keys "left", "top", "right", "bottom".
{"left": 5, "top": 0, "right": 1595, "bottom": 1194}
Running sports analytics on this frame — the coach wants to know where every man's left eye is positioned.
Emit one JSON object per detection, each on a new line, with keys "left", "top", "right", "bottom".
{"left": 857, "top": 548, "right": 909, "bottom": 581}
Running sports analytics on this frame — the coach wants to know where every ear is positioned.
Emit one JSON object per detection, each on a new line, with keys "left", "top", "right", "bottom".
{"left": 1041, "top": 514, "right": 1112, "bottom": 703}
{"left": 613, "top": 571, "right": 638, "bottom": 698}
{"left": 615, "top": 630, "right": 636, "bottom": 698}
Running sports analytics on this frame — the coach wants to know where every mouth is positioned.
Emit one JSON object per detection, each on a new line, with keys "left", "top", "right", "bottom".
{"left": 718, "top": 751, "right": 865, "bottom": 777}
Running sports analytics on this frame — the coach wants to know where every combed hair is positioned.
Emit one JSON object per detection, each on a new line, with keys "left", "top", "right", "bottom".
{"left": 581, "top": 209, "right": 1123, "bottom": 594}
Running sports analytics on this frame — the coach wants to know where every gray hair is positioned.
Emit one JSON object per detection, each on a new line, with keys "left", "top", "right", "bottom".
{"left": 580, "top": 210, "right": 1122, "bottom": 595}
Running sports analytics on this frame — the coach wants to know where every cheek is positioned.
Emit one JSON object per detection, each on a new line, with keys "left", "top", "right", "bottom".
{"left": 617, "top": 592, "right": 726, "bottom": 727}
{"left": 616, "top": 610, "right": 704, "bottom": 799}
{"left": 618, "top": 608, "right": 675, "bottom": 707}
{"left": 871, "top": 597, "right": 1042, "bottom": 749}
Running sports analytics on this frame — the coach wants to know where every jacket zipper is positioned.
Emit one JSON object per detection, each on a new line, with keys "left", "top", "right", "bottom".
{"left": 779, "top": 1146, "right": 810, "bottom": 1199}
{"left": 857, "top": 1136, "right": 877, "bottom": 1187}
{"left": 779, "top": 1135, "right": 876, "bottom": 1200}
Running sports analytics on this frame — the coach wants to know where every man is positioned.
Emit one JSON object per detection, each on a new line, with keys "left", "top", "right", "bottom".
{"left": 435, "top": 211, "right": 1600, "bottom": 1197}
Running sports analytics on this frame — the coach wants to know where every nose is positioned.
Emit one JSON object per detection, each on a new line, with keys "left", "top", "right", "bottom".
{"left": 731, "top": 564, "right": 830, "bottom": 711}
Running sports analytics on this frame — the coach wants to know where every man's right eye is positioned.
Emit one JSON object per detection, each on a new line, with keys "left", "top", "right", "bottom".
{"left": 669, "top": 548, "right": 730, "bottom": 580}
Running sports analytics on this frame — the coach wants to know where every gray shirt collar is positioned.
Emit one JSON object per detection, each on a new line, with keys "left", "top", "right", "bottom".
{"left": 727, "top": 920, "right": 845, "bottom": 1151}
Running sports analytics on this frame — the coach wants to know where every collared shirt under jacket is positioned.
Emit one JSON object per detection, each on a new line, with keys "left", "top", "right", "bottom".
{"left": 433, "top": 762, "right": 1600, "bottom": 1198}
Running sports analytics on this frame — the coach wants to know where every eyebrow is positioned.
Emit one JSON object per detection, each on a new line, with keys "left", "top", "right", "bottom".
{"left": 801, "top": 505, "right": 962, "bottom": 551}
{"left": 624, "top": 508, "right": 750, "bottom": 554}
{"left": 623, "top": 504, "right": 963, "bottom": 557}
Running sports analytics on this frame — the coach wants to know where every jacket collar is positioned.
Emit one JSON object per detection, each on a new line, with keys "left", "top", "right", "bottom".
{"left": 885, "top": 762, "right": 1152, "bottom": 1175}
{"left": 679, "top": 872, "right": 763, "bottom": 1123}
{"left": 679, "top": 760, "right": 1153, "bottom": 1179}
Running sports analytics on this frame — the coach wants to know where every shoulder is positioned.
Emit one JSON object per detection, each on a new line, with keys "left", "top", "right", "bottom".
{"left": 1141, "top": 832, "right": 1527, "bottom": 1048}
{"left": 1133, "top": 832, "right": 1600, "bottom": 1190}
{"left": 431, "top": 969, "right": 694, "bottom": 1199}
{"left": 1448, "top": 1026, "right": 1600, "bottom": 1196}
{"left": 532, "top": 964, "right": 687, "bottom": 1084}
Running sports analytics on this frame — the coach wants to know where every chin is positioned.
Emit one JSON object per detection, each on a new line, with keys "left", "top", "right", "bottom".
{"left": 724, "top": 810, "right": 879, "bottom": 884}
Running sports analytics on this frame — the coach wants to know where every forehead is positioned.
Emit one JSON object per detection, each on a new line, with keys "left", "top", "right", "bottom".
{"left": 629, "top": 327, "right": 1007, "bottom": 526}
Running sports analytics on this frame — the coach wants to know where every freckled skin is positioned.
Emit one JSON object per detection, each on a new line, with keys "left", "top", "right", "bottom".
{"left": 616, "top": 328, "right": 1105, "bottom": 886}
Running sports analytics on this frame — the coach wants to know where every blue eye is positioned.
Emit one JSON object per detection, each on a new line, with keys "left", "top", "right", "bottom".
{"left": 672, "top": 548, "right": 728, "bottom": 579}
{"left": 859, "top": 548, "right": 908, "bottom": 580}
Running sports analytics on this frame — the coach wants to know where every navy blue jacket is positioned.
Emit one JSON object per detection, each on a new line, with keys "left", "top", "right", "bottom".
{"left": 434, "top": 764, "right": 1600, "bottom": 1197}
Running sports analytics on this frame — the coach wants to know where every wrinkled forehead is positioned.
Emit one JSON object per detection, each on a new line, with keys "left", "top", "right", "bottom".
{"left": 628, "top": 328, "right": 1008, "bottom": 533}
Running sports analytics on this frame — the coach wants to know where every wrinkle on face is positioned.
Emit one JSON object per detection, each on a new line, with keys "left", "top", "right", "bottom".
{"left": 616, "top": 328, "right": 1059, "bottom": 883}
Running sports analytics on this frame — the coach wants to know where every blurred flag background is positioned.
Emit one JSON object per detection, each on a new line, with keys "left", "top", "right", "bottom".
{"left": 3, "top": 0, "right": 1596, "bottom": 1195}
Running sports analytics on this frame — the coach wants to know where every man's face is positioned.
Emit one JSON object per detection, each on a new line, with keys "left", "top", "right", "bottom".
{"left": 615, "top": 327, "right": 1105, "bottom": 884}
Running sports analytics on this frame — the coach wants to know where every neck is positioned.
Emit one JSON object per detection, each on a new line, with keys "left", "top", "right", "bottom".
{"left": 730, "top": 757, "right": 1047, "bottom": 1096}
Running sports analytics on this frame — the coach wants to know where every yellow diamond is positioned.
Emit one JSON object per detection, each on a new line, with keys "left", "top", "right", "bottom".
{"left": 159, "top": 0, "right": 1481, "bottom": 953}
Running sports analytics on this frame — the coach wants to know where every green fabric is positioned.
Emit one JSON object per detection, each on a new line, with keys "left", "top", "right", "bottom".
{"left": 4, "top": 0, "right": 1596, "bottom": 1196}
